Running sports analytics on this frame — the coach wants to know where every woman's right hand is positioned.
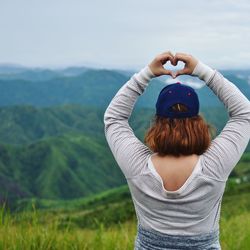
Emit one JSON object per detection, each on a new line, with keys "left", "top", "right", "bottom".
{"left": 172, "top": 53, "right": 198, "bottom": 78}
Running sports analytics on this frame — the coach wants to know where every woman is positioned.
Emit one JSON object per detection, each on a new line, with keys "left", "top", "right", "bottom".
{"left": 103, "top": 51, "right": 250, "bottom": 249}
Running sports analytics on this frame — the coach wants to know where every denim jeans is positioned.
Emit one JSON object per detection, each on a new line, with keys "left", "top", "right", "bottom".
{"left": 134, "top": 224, "right": 221, "bottom": 250}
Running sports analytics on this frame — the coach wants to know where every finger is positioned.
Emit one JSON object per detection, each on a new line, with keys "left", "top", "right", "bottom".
{"left": 174, "top": 54, "right": 188, "bottom": 63}
{"left": 164, "top": 51, "right": 175, "bottom": 59}
{"left": 161, "top": 50, "right": 174, "bottom": 58}
{"left": 176, "top": 52, "right": 189, "bottom": 57}
{"left": 160, "top": 51, "right": 174, "bottom": 63}
{"left": 173, "top": 53, "right": 189, "bottom": 65}
{"left": 175, "top": 68, "right": 189, "bottom": 77}
{"left": 159, "top": 52, "right": 174, "bottom": 60}
{"left": 159, "top": 54, "right": 174, "bottom": 65}
{"left": 161, "top": 68, "right": 173, "bottom": 76}
{"left": 161, "top": 58, "right": 171, "bottom": 65}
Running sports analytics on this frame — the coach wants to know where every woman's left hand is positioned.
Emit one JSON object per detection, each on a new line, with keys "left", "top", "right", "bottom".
{"left": 148, "top": 51, "right": 175, "bottom": 77}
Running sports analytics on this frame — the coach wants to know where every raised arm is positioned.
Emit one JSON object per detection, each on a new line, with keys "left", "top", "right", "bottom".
{"left": 192, "top": 59, "right": 250, "bottom": 180}
{"left": 103, "top": 51, "right": 174, "bottom": 179}
{"left": 103, "top": 65, "right": 154, "bottom": 178}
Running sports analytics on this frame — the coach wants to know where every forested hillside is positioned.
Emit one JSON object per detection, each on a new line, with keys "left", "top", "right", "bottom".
{"left": 0, "top": 66, "right": 249, "bottom": 209}
{"left": 0, "top": 67, "right": 249, "bottom": 108}
{"left": 0, "top": 104, "right": 249, "bottom": 209}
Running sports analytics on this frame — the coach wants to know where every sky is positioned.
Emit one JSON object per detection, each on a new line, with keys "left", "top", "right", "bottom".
{"left": 1, "top": 0, "right": 250, "bottom": 70}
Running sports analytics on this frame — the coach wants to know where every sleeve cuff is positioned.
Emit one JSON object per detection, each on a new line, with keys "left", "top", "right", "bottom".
{"left": 191, "top": 61, "right": 215, "bottom": 83}
{"left": 134, "top": 65, "right": 156, "bottom": 83}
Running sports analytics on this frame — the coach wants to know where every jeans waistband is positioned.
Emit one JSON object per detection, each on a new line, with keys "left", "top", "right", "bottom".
{"left": 135, "top": 224, "right": 221, "bottom": 250}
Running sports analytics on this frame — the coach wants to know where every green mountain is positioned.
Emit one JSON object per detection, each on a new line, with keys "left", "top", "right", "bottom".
{"left": 0, "top": 67, "right": 249, "bottom": 108}
{"left": 0, "top": 132, "right": 127, "bottom": 206}
{"left": 0, "top": 67, "right": 90, "bottom": 81}
{"left": 0, "top": 69, "right": 130, "bottom": 107}
{"left": 0, "top": 104, "right": 105, "bottom": 145}
{"left": 0, "top": 104, "right": 249, "bottom": 209}
{"left": 0, "top": 104, "right": 237, "bottom": 147}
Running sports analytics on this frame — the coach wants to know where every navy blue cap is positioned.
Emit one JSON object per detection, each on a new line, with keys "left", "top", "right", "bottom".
{"left": 156, "top": 82, "right": 199, "bottom": 118}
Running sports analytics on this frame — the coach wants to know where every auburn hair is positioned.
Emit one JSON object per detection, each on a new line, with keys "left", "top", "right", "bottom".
{"left": 144, "top": 103, "right": 216, "bottom": 157}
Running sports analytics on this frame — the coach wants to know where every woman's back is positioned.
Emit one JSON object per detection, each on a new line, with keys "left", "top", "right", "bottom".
{"left": 150, "top": 153, "right": 199, "bottom": 191}
{"left": 126, "top": 152, "right": 225, "bottom": 235}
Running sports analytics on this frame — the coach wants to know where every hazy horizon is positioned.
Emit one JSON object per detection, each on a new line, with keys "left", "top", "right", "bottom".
{"left": 1, "top": 61, "right": 250, "bottom": 72}
{"left": 1, "top": 0, "right": 250, "bottom": 70}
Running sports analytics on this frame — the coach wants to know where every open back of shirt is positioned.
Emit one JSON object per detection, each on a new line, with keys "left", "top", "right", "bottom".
{"left": 150, "top": 153, "right": 199, "bottom": 192}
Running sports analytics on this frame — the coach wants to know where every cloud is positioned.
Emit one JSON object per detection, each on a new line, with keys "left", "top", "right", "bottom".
{"left": 165, "top": 77, "right": 205, "bottom": 89}
{"left": 0, "top": 0, "right": 249, "bottom": 69}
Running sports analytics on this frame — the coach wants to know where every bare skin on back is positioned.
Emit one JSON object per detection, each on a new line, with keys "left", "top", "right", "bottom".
{"left": 151, "top": 154, "right": 199, "bottom": 191}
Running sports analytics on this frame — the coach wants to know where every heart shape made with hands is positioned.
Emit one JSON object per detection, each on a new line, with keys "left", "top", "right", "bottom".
{"left": 150, "top": 52, "right": 196, "bottom": 79}
{"left": 163, "top": 59, "right": 186, "bottom": 79}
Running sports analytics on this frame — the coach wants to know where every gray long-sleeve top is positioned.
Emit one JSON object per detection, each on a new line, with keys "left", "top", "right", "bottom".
{"left": 103, "top": 61, "right": 250, "bottom": 235}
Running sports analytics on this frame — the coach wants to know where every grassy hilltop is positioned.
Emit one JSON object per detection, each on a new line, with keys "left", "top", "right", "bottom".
{"left": 0, "top": 152, "right": 249, "bottom": 249}
{"left": 1, "top": 167, "right": 250, "bottom": 249}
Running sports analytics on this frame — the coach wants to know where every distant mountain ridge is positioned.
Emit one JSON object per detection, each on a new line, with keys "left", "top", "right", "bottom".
{"left": 0, "top": 66, "right": 90, "bottom": 81}
{"left": 0, "top": 66, "right": 249, "bottom": 108}
{"left": 0, "top": 104, "right": 234, "bottom": 146}
{"left": 1, "top": 64, "right": 250, "bottom": 78}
